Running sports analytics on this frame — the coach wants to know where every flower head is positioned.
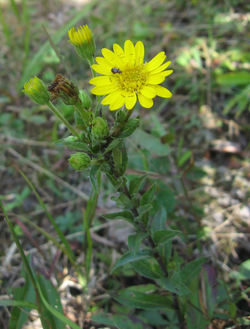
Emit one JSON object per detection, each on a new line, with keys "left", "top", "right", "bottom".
{"left": 68, "top": 25, "right": 95, "bottom": 59}
{"left": 47, "top": 74, "right": 79, "bottom": 105}
{"left": 23, "top": 77, "right": 50, "bottom": 105}
{"left": 92, "top": 117, "right": 109, "bottom": 140}
{"left": 89, "top": 40, "right": 173, "bottom": 111}
{"left": 69, "top": 152, "right": 91, "bottom": 171}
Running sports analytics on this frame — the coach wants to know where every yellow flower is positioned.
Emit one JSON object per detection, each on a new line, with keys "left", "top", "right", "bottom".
{"left": 68, "top": 25, "right": 95, "bottom": 58}
{"left": 89, "top": 40, "right": 173, "bottom": 111}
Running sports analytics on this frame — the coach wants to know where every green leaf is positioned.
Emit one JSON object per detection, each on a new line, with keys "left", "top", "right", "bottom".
{"left": 158, "top": 241, "right": 172, "bottom": 267}
{"left": 36, "top": 280, "right": 81, "bottom": 329}
{"left": 178, "top": 150, "right": 192, "bottom": 167}
{"left": 141, "top": 183, "right": 156, "bottom": 207}
{"left": 113, "top": 314, "right": 152, "bottom": 329}
{"left": 161, "top": 133, "right": 175, "bottom": 144}
{"left": 180, "top": 257, "right": 207, "bottom": 286}
{"left": 112, "top": 140, "right": 128, "bottom": 175}
{"left": 112, "top": 193, "right": 134, "bottom": 210}
{"left": 132, "top": 129, "right": 170, "bottom": 156}
{"left": 138, "top": 204, "right": 152, "bottom": 217}
{"left": 131, "top": 258, "right": 164, "bottom": 279}
{"left": 110, "top": 289, "right": 173, "bottom": 310}
{"left": 9, "top": 258, "right": 36, "bottom": 329}
{"left": 128, "top": 233, "right": 148, "bottom": 256}
{"left": 36, "top": 273, "right": 65, "bottom": 329}
{"left": 54, "top": 139, "right": 91, "bottom": 152}
{"left": 216, "top": 71, "right": 250, "bottom": 87}
{"left": 102, "top": 211, "right": 136, "bottom": 227}
{"left": 129, "top": 174, "right": 149, "bottom": 196}
{"left": 103, "top": 139, "right": 122, "bottom": 155}
{"left": 153, "top": 229, "right": 181, "bottom": 246}
{"left": 158, "top": 271, "right": 191, "bottom": 296}
{"left": 0, "top": 300, "right": 37, "bottom": 309}
{"left": 151, "top": 206, "right": 167, "bottom": 234}
{"left": 89, "top": 165, "right": 101, "bottom": 194}
{"left": 127, "top": 284, "right": 157, "bottom": 293}
{"left": 111, "top": 249, "right": 153, "bottom": 274}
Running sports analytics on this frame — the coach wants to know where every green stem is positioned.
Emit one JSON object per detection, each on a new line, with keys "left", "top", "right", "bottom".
{"left": 74, "top": 101, "right": 92, "bottom": 124}
{"left": 111, "top": 106, "right": 134, "bottom": 138}
{"left": 46, "top": 101, "right": 80, "bottom": 139}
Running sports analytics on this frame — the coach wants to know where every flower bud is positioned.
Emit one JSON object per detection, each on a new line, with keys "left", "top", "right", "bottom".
{"left": 69, "top": 152, "right": 91, "bottom": 171}
{"left": 68, "top": 25, "right": 96, "bottom": 59}
{"left": 124, "top": 117, "right": 140, "bottom": 130}
{"left": 64, "top": 136, "right": 78, "bottom": 142}
{"left": 115, "top": 108, "right": 127, "bottom": 123}
{"left": 92, "top": 117, "right": 109, "bottom": 140}
{"left": 79, "top": 90, "right": 92, "bottom": 110}
{"left": 23, "top": 77, "right": 50, "bottom": 105}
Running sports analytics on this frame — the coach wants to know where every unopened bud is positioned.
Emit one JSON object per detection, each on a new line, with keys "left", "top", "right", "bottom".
{"left": 115, "top": 108, "right": 127, "bottom": 123}
{"left": 69, "top": 152, "right": 91, "bottom": 171}
{"left": 68, "top": 25, "right": 96, "bottom": 59}
{"left": 79, "top": 90, "right": 92, "bottom": 110}
{"left": 92, "top": 117, "right": 109, "bottom": 140}
{"left": 23, "top": 77, "right": 50, "bottom": 105}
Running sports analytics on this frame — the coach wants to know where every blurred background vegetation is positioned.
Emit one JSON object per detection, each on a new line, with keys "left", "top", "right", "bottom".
{"left": 0, "top": 0, "right": 250, "bottom": 328}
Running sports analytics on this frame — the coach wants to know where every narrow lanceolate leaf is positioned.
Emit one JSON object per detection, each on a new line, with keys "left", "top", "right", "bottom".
{"left": 110, "top": 289, "right": 174, "bottom": 310}
{"left": 180, "top": 257, "right": 208, "bottom": 286}
{"left": 111, "top": 249, "right": 153, "bottom": 274}
{"left": 131, "top": 258, "right": 164, "bottom": 279}
{"left": 0, "top": 300, "right": 37, "bottom": 309}
{"left": 128, "top": 233, "right": 148, "bottom": 256}
{"left": 151, "top": 206, "right": 167, "bottom": 234}
{"left": 113, "top": 314, "right": 153, "bottom": 329}
{"left": 54, "top": 139, "right": 91, "bottom": 152}
{"left": 9, "top": 256, "right": 36, "bottom": 329}
{"left": 102, "top": 210, "right": 138, "bottom": 228}
{"left": 89, "top": 165, "right": 101, "bottom": 194}
{"left": 103, "top": 139, "right": 122, "bottom": 154}
{"left": 36, "top": 273, "right": 65, "bottom": 329}
{"left": 153, "top": 229, "right": 181, "bottom": 246}
{"left": 157, "top": 271, "right": 192, "bottom": 296}
{"left": 129, "top": 174, "right": 149, "bottom": 196}
{"left": 140, "top": 183, "right": 156, "bottom": 207}
{"left": 138, "top": 204, "right": 152, "bottom": 217}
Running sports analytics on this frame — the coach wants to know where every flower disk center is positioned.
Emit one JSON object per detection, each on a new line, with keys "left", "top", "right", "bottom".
{"left": 118, "top": 64, "right": 147, "bottom": 93}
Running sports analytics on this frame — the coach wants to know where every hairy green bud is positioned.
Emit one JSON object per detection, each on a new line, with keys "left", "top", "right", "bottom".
{"left": 115, "top": 108, "right": 127, "bottom": 123}
{"left": 65, "top": 136, "right": 78, "bottom": 142}
{"left": 92, "top": 117, "right": 109, "bottom": 140}
{"left": 79, "top": 90, "right": 92, "bottom": 110}
{"left": 69, "top": 152, "right": 91, "bottom": 171}
{"left": 124, "top": 117, "right": 140, "bottom": 130}
{"left": 23, "top": 77, "right": 50, "bottom": 105}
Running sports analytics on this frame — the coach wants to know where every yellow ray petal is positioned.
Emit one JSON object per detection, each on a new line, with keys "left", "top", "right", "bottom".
{"left": 113, "top": 43, "right": 126, "bottom": 63}
{"left": 155, "top": 85, "right": 172, "bottom": 98}
{"left": 91, "top": 84, "right": 118, "bottom": 95}
{"left": 102, "top": 90, "right": 123, "bottom": 105}
{"left": 125, "top": 92, "right": 137, "bottom": 110}
{"left": 92, "top": 64, "right": 112, "bottom": 76}
{"left": 110, "top": 94, "right": 125, "bottom": 111}
{"left": 146, "top": 52, "right": 166, "bottom": 72}
{"left": 150, "top": 61, "right": 171, "bottom": 74}
{"left": 89, "top": 76, "right": 113, "bottom": 86}
{"left": 147, "top": 74, "right": 165, "bottom": 85}
{"left": 140, "top": 85, "right": 156, "bottom": 99}
{"left": 138, "top": 93, "right": 154, "bottom": 108}
{"left": 135, "top": 41, "right": 145, "bottom": 65}
{"left": 161, "top": 70, "right": 173, "bottom": 77}
{"left": 124, "top": 40, "right": 135, "bottom": 64}
{"left": 95, "top": 56, "right": 114, "bottom": 69}
{"left": 102, "top": 48, "right": 123, "bottom": 68}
